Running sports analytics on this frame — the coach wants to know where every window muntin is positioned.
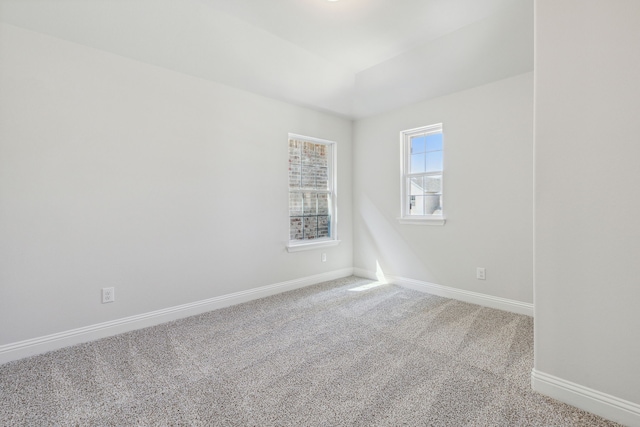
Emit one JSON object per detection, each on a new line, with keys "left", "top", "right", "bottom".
{"left": 401, "top": 124, "right": 444, "bottom": 221}
{"left": 288, "top": 135, "right": 336, "bottom": 243}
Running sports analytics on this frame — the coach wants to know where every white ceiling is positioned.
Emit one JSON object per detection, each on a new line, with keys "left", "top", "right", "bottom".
{"left": 206, "top": 0, "right": 521, "bottom": 72}
{"left": 0, "top": 0, "right": 533, "bottom": 119}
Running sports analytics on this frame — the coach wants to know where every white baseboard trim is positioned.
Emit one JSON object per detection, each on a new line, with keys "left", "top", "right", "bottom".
{"left": 532, "top": 369, "right": 640, "bottom": 427}
{"left": 353, "top": 268, "right": 533, "bottom": 316}
{"left": 0, "top": 268, "right": 354, "bottom": 365}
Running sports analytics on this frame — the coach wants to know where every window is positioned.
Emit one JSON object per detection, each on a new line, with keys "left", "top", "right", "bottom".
{"left": 287, "top": 134, "right": 338, "bottom": 251}
{"left": 399, "top": 124, "right": 445, "bottom": 225}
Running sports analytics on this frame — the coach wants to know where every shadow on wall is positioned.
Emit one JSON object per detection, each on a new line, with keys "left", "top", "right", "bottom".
{"left": 357, "top": 194, "right": 436, "bottom": 282}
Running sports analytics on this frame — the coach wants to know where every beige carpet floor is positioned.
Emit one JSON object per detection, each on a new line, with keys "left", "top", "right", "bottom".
{"left": 0, "top": 276, "right": 622, "bottom": 426}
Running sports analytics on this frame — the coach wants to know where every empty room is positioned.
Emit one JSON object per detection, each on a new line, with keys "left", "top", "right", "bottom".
{"left": 1, "top": 0, "right": 639, "bottom": 425}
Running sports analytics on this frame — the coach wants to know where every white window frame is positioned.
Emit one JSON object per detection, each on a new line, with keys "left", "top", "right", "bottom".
{"left": 286, "top": 133, "right": 340, "bottom": 252}
{"left": 399, "top": 124, "right": 446, "bottom": 226}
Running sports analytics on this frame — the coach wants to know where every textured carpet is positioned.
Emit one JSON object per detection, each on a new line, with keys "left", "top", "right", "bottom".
{"left": 0, "top": 276, "right": 622, "bottom": 426}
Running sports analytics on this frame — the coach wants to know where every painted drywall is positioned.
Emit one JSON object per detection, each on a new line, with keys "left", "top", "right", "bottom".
{"left": 0, "top": 0, "right": 355, "bottom": 117}
{"left": 535, "top": 0, "right": 640, "bottom": 411}
{"left": 0, "top": 23, "right": 353, "bottom": 346}
{"left": 353, "top": 72, "right": 534, "bottom": 304}
{"left": 354, "top": 0, "right": 533, "bottom": 118}
{"left": 0, "top": 0, "right": 533, "bottom": 119}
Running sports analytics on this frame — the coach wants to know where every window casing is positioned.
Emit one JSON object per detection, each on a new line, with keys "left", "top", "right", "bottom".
{"left": 287, "top": 134, "right": 338, "bottom": 250}
{"left": 400, "top": 124, "right": 445, "bottom": 225}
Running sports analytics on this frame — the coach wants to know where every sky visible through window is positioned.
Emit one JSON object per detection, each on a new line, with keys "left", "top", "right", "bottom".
{"left": 410, "top": 133, "right": 443, "bottom": 174}
{"left": 406, "top": 130, "right": 443, "bottom": 216}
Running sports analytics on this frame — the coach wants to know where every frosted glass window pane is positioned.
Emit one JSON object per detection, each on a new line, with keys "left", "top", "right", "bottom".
{"left": 410, "top": 153, "right": 426, "bottom": 173}
{"left": 315, "top": 167, "right": 329, "bottom": 190}
{"left": 290, "top": 217, "right": 303, "bottom": 240}
{"left": 302, "top": 142, "right": 315, "bottom": 164}
{"left": 313, "top": 144, "right": 328, "bottom": 168}
{"left": 288, "top": 139, "right": 301, "bottom": 163}
{"left": 317, "top": 193, "right": 329, "bottom": 215}
{"left": 289, "top": 136, "right": 334, "bottom": 242}
{"left": 317, "top": 216, "right": 330, "bottom": 238}
{"left": 289, "top": 164, "right": 301, "bottom": 189}
{"left": 303, "top": 216, "right": 318, "bottom": 239}
{"left": 289, "top": 193, "right": 303, "bottom": 216}
{"left": 411, "top": 136, "right": 426, "bottom": 154}
{"left": 426, "top": 133, "right": 443, "bottom": 151}
{"left": 301, "top": 169, "right": 315, "bottom": 189}
{"left": 303, "top": 193, "right": 317, "bottom": 215}
{"left": 426, "top": 151, "right": 443, "bottom": 173}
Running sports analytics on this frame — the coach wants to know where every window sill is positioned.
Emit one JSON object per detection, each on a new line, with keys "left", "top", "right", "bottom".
{"left": 286, "top": 240, "right": 341, "bottom": 253}
{"left": 397, "top": 216, "right": 446, "bottom": 226}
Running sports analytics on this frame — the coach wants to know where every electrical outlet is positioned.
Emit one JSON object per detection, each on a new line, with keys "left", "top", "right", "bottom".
{"left": 476, "top": 268, "right": 486, "bottom": 280}
{"left": 102, "top": 287, "right": 115, "bottom": 303}
{"left": 321, "top": 253, "right": 327, "bottom": 262}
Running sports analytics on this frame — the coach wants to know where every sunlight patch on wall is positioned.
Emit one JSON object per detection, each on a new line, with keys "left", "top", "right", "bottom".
{"left": 349, "top": 261, "right": 388, "bottom": 292}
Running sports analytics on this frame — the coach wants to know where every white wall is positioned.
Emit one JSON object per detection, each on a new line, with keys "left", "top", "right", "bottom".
{"left": 353, "top": 72, "right": 534, "bottom": 305}
{"left": 0, "top": 23, "right": 353, "bottom": 346}
{"left": 534, "top": 1, "right": 640, "bottom": 423}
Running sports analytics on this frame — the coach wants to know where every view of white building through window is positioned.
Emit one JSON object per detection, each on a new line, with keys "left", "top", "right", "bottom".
{"left": 288, "top": 134, "right": 336, "bottom": 243}
{"left": 400, "top": 124, "right": 444, "bottom": 224}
